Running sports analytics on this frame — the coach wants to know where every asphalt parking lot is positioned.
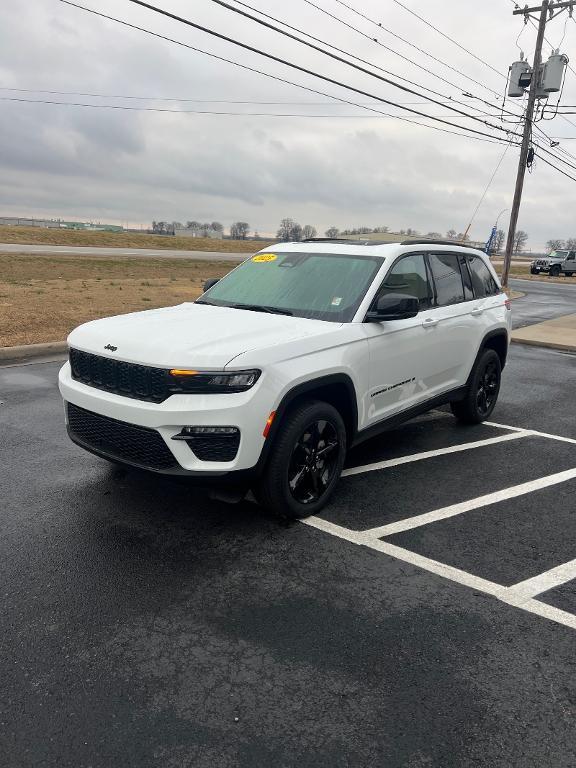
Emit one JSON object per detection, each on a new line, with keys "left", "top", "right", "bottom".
{"left": 1, "top": 341, "right": 575, "bottom": 767}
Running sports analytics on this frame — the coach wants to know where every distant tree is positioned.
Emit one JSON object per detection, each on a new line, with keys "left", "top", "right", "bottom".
{"left": 373, "top": 225, "right": 389, "bottom": 233}
{"left": 325, "top": 226, "right": 340, "bottom": 238}
{"left": 546, "top": 238, "right": 564, "bottom": 251}
{"left": 495, "top": 229, "right": 505, "bottom": 253}
{"left": 230, "top": 221, "right": 250, "bottom": 239}
{"left": 446, "top": 229, "right": 457, "bottom": 240}
{"left": 302, "top": 224, "right": 317, "bottom": 240}
{"left": 404, "top": 227, "right": 419, "bottom": 236}
{"left": 210, "top": 222, "right": 224, "bottom": 236}
{"left": 564, "top": 237, "right": 576, "bottom": 250}
{"left": 152, "top": 221, "right": 168, "bottom": 234}
{"left": 186, "top": 220, "right": 201, "bottom": 233}
{"left": 513, "top": 230, "right": 529, "bottom": 253}
{"left": 277, "top": 218, "right": 303, "bottom": 241}
{"left": 426, "top": 232, "right": 442, "bottom": 239}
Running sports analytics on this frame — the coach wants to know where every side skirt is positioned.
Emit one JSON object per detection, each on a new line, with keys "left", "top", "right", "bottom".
{"left": 350, "top": 386, "right": 467, "bottom": 448}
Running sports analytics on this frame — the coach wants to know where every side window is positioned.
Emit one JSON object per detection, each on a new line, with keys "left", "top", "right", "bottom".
{"left": 567, "top": 252, "right": 575, "bottom": 261}
{"left": 428, "top": 253, "right": 465, "bottom": 306}
{"left": 467, "top": 255, "right": 500, "bottom": 297}
{"left": 377, "top": 254, "right": 432, "bottom": 309}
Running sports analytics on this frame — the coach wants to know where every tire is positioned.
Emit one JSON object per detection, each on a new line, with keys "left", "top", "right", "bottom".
{"left": 531, "top": 268, "right": 538, "bottom": 274}
{"left": 253, "top": 400, "right": 346, "bottom": 519}
{"left": 550, "top": 265, "right": 561, "bottom": 277}
{"left": 565, "top": 272, "right": 574, "bottom": 278}
{"left": 451, "top": 349, "right": 502, "bottom": 425}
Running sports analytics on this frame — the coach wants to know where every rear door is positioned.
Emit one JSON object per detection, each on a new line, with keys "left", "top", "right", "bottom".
{"left": 420, "top": 251, "right": 481, "bottom": 392}
{"left": 564, "top": 251, "right": 576, "bottom": 273}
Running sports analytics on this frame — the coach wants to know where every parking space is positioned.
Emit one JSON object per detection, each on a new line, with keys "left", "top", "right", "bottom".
{"left": 308, "top": 411, "right": 576, "bottom": 631}
{"left": 2, "top": 345, "right": 576, "bottom": 766}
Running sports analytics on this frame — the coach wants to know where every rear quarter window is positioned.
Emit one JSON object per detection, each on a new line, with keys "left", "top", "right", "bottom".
{"left": 467, "top": 256, "right": 500, "bottom": 298}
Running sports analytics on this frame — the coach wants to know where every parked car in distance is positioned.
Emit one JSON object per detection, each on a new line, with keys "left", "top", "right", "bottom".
{"left": 59, "top": 239, "right": 512, "bottom": 519}
{"left": 531, "top": 250, "right": 576, "bottom": 277}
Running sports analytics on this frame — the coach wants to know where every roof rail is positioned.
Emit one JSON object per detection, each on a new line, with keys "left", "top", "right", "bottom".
{"left": 400, "top": 238, "right": 478, "bottom": 248}
{"left": 301, "top": 237, "right": 402, "bottom": 246}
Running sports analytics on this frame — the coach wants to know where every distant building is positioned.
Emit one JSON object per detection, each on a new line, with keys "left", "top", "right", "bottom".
{"left": 174, "top": 227, "right": 220, "bottom": 239}
{"left": 0, "top": 216, "right": 123, "bottom": 232}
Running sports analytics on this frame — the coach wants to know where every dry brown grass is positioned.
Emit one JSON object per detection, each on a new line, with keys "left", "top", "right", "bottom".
{"left": 0, "top": 225, "right": 269, "bottom": 253}
{"left": 506, "top": 263, "right": 576, "bottom": 283}
{"left": 0, "top": 253, "right": 237, "bottom": 347}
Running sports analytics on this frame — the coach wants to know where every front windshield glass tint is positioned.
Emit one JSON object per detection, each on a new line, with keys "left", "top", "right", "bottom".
{"left": 550, "top": 251, "right": 568, "bottom": 258}
{"left": 201, "top": 252, "right": 382, "bottom": 322}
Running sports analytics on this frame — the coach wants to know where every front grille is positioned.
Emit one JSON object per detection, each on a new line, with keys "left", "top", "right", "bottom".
{"left": 67, "top": 402, "right": 177, "bottom": 470}
{"left": 186, "top": 433, "right": 240, "bottom": 462}
{"left": 69, "top": 348, "right": 170, "bottom": 403}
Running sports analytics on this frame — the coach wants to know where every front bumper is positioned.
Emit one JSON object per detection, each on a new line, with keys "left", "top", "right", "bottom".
{"left": 59, "top": 362, "right": 274, "bottom": 475}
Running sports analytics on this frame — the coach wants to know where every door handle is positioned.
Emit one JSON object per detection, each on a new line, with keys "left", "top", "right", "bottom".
{"left": 471, "top": 308, "right": 484, "bottom": 316}
{"left": 422, "top": 317, "right": 439, "bottom": 328}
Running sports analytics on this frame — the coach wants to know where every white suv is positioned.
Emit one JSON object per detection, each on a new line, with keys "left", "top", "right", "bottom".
{"left": 59, "top": 239, "right": 511, "bottom": 518}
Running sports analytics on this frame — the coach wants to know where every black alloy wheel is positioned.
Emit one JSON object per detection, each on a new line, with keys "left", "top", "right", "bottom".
{"left": 253, "top": 400, "right": 347, "bottom": 518}
{"left": 476, "top": 358, "right": 499, "bottom": 418}
{"left": 288, "top": 419, "right": 340, "bottom": 505}
{"left": 451, "top": 348, "right": 502, "bottom": 424}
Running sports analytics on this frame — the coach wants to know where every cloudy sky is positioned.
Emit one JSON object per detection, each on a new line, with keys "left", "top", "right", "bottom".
{"left": 1, "top": 0, "right": 576, "bottom": 248}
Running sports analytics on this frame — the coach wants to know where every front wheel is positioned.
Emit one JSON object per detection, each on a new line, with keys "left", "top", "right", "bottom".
{"left": 253, "top": 400, "right": 346, "bottom": 519}
{"left": 451, "top": 349, "right": 502, "bottom": 425}
{"left": 550, "top": 265, "right": 561, "bottom": 277}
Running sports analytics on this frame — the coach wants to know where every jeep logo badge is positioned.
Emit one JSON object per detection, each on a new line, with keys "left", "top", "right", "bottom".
{"left": 104, "top": 344, "right": 118, "bottom": 352}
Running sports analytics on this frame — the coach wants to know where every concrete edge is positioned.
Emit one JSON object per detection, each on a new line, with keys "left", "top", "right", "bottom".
{"left": 0, "top": 341, "right": 67, "bottom": 364}
{"left": 511, "top": 337, "right": 576, "bottom": 353}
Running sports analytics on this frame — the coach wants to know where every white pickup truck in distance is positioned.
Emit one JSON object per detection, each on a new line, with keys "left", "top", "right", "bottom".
{"left": 59, "top": 238, "right": 512, "bottom": 519}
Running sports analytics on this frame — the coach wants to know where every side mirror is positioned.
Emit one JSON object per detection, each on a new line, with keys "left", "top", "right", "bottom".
{"left": 203, "top": 278, "right": 219, "bottom": 292}
{"left": 365, "top": 293, "right": 419, "bottom": 322}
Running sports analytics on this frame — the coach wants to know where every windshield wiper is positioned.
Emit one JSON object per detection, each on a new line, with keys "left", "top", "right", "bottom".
{"left": 195, "top": 299, "right": 217, "bottom": 306}
{"left": 231, "top": 303, "right": 293, "bottom": 316}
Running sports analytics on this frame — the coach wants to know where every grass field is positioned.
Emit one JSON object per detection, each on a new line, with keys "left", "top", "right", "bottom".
{"left": 0, "top": 253, "right": 237, "bottom": 347}
{"left": 0, "top": 254, "right": 573, "bottom": 347}
{"left": 0, "top": 226, "right": 269, "bottom": 253}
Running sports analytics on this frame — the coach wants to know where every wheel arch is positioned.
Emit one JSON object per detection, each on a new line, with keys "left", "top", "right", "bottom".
{"left": 467, "top": 329, "right": 508, "bottom": 386}
{"left": 257, "top": 374, "right": 358, "bottom": 471}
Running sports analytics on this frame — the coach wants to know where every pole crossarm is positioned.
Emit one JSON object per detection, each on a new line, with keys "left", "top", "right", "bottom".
{"left": 513, "top": 1, "right": 574, "bottom": 14}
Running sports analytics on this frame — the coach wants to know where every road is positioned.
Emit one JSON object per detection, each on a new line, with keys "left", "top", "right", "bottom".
{"left": 0, "top": 242, "right": 247, "bottom": 261}
{"left": 509, "top": 277, "right": 576, "bottom": 328}
{"left": 1, "top": 344, "right": 576, "bottom": 767}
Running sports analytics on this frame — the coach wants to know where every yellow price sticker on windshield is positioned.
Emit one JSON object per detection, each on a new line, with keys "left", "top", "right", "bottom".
{"left": 252, "top": 253, "right": 277, "bottom": 263}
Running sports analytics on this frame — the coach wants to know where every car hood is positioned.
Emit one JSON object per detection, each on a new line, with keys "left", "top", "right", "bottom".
{"left": 67, "top": 302, "right": 341, "bottom": 369}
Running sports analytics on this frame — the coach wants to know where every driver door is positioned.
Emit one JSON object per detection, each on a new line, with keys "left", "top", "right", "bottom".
{"left": 363, "top": 253, "right": 435, "bottom": 424}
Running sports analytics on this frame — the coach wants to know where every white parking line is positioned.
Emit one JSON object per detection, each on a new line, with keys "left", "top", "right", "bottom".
{"left": 342, "top": 430, "right": 529, "bottom": 478}
{"left": 504, "top": 559, "right": 576, "bottom": 602}
{"left": 363, "top": 468, "right": 576, "bottom": 538}
{"left": 303, "top": 517, "right": 576, "bottom": 631}
{"left": 486, "top": 420, "right": 576, "bottom": 445}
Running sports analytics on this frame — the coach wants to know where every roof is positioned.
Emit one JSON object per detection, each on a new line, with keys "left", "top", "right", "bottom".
{"left": 263, "top": 239, "right": 487, "bottom": 260}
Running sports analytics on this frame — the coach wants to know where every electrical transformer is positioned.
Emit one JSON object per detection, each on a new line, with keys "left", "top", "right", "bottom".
{"left": 508, "top": 59, "right": 532, "bottom": 97}
{"left": 540, "top": 53, "right": 568, "bottom": 93}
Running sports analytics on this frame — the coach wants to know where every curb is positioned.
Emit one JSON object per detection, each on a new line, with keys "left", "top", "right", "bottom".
{"left": 511, "top": 337, "right": 576, "bottom": 353}
{"left": 0, "top": 341, "right": 67, "bottom": 364}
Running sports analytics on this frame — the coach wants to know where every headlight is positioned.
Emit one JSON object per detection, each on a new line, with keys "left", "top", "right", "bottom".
{"left": 168, "top": 368, "right": 261, "bottom": 394}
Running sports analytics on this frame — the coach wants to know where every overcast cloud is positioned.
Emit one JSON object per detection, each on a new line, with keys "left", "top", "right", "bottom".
{"left": 1, "top": 0, "right": 576, "bottom": 248}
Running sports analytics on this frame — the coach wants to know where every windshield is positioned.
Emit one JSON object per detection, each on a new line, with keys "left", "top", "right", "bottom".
{"left": 549, "top": 250, "right": 568, "bottom": 259}
{"left": 199, "top": 251, "right": 383, "bottom": 322}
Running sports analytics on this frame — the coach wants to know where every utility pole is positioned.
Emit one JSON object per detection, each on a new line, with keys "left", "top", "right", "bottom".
{"left": 502, "top": 0, "right": 550, "bottom": 288}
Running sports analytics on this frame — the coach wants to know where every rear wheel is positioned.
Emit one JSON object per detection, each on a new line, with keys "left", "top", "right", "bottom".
{"left": 451, "top": 349, "right": 501, "bottom": 425}
{"left": 253, "top": 400, "right": 346, "bottom": 519}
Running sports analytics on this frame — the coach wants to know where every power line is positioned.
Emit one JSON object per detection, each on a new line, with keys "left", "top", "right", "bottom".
{"left": 213, "top": 0, "right": 508, "bottom": 122}
{"left": 392, "top": 0, "right": 506, "bottom": 80}
{"left": 176, "top": 0, "right": 513, "bottom": 136}
{"left": 57, "top": 2, "right": 514, "bottom": 145}
{"left": 0, "top": 86, "right": 505, "bottom": 109}
{"left": 536, "top": 151, "right": 576, "bottom": 181}
{"left": 0, "top": 95, "right": 505, "bottom": 120}
{"left": 322, "top": 0, "right": 503, "bottom": 98}
{"left": 296, "top": 0, "right": 501, "bottom": 100}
